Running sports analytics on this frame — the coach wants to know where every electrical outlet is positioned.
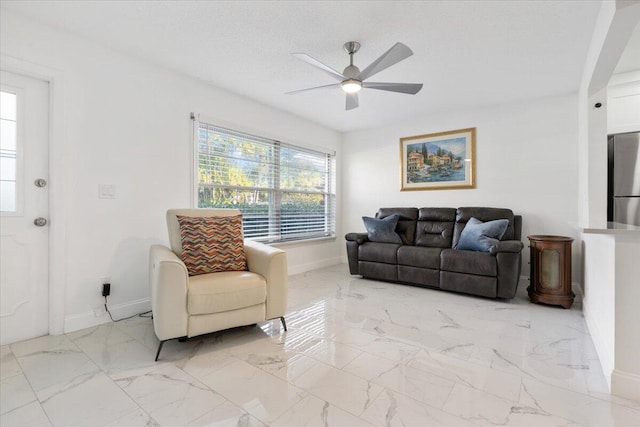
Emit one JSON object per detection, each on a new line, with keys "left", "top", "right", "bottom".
{"left": 99, "top": 277, "right": 110, "bottom": 293}
{"left": 94, "top": 306, "right": 106, "bottom": 317}
{"left": 102, "top": 283, "right": 111, "bottom": 297}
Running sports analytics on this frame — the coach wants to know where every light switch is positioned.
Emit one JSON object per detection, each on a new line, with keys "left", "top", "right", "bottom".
{"left": 99, "top": 184, "right": 116, "bottom": 199}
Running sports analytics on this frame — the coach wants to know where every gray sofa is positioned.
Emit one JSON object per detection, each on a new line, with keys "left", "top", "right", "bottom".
{"left": 345, "top": 207, "right": 524, "bottom": 299}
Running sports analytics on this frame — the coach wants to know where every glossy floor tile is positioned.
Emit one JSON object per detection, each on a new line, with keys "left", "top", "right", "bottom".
{"left": 1, "top": 264, "right": 639, "bottom": 426}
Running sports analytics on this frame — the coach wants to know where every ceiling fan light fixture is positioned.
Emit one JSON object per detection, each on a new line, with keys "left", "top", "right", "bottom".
{"left": 341, "top": 79, "right": 362, "bottom": 94}
{"left": 289, "top": 42, "right": 420, "bottom": 109}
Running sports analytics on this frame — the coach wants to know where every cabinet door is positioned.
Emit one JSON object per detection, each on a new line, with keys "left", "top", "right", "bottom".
{"left": 608, "top": 82, "right": 640, "bottom": 134}
{"left": 533, "top": 241, "right": 571, "bottom": 297}
{"left": 537, "top": 245, "right": 563, "bottom": 292}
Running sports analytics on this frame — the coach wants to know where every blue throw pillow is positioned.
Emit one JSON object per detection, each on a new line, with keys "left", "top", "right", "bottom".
{"left": 457, "top": 217, "right": 509, "bottom": 252}
{"left": 362, "top": 214, "right": 403, "bottom": 244}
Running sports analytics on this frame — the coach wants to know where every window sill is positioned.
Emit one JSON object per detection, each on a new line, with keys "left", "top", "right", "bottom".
{"left": 248, "top": 235, "right": 336, "bottom": 247}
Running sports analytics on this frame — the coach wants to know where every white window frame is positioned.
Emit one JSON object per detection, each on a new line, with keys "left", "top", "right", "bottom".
{"left": 192, "top": 115, "right": 336, "bottom": 244}
{"left": 0, "top": 85, "right": 25, "bottom": 217}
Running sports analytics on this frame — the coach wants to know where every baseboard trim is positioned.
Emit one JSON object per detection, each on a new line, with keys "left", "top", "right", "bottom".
{"left": 572, "top": 281, "right": 583, "bottom": 301}
{"left": 64, "top": 298, "right": 151, "bottom": 334}
{"left": 612, "top": 369, "right": 640, "bottom": 403}
{"left": 288, "top": 257, "right": 343, "bottom": 275}
{"left": 63, "top": 257, "right": 343, "bottom": 335}
{"left": 64, "top": 309, "right": 110, "bottom": 333}
{"left": 107, "top": 297, "right": 151, "bottom": 321}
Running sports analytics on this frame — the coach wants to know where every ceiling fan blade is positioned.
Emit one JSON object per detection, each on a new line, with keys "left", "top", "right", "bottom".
{"left": 346, "top": 93, "right": 359, "bottom": 110}
{"left": 358, "top": 42, "right": 414, "bottom": 81}
{"left": 292, "top": 53, "right": 345, "bottom": 81}
{"left": 285, "top": 83, "right": 341, "bottom": 95}
{"left": 362, "top": 82, "right": 423, "bottom": 95}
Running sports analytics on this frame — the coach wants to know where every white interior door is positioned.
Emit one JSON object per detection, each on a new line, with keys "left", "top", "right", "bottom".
{"left": 0, "top": 70, "right": 49, "bottom": 346}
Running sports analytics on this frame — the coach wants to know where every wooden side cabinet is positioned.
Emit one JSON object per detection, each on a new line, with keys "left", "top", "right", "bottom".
{"left": 527, "top": 235, "right": 574, "bottom": 309}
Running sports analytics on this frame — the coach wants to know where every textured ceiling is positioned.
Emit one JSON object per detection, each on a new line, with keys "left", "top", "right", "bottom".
{"left": 1, "top": 0, "right": 607, "bottom": 132}
{"left": 614, "top": 21, "right": 640, "bottom": 74}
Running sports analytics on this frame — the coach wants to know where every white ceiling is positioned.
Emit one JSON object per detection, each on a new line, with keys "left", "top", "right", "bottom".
{"left": 1, "top": 1, "right": 610, "bottom": 132}
{"left": 614, "top": 21, "right": 640, "bottom": 74}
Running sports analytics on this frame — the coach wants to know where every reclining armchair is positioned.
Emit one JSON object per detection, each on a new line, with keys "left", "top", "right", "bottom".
{"left": 149, "top": 209, "right": 288, "bottom": 360}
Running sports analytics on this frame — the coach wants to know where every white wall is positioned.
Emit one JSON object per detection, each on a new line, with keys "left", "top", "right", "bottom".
{"left": 1, "top": 10, "right": 342, "bottom": 332}
{"left": 613, "top": 235, "right": 640, "bottom": 399}
{"left": 582, "top": 233, "right": 616, "bottom": 384}
{"left": 342, "top": 95, "right": 581, "bottom": 279}
{"left": 577, "top": 0, "right": 615, "bottom": 228}
{"left": 577, "top": 0, "right": 640, "bottom": 402}
{"left": 608, "top": 71, "right": 640, "bottom": 134}
{"left": 579, "top": 1, "right": 640, "bottom": 229}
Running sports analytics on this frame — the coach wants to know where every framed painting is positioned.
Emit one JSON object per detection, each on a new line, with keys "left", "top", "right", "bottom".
{"left": 400, "top": 127, "right": 476, "bottom": 191}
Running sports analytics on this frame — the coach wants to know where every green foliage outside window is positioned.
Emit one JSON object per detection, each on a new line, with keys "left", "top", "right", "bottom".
{"left": 196, "top": 123, "right": 335, "bottom": 241}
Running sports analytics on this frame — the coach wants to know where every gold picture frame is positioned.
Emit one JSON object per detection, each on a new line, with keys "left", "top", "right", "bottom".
{"left": 400, "top": 127, "right": 476, "bottom": 191}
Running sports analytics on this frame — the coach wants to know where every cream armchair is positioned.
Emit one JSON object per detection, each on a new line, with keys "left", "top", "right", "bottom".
{"left": 149, "top": 209, "right": 288, "bottom": 361}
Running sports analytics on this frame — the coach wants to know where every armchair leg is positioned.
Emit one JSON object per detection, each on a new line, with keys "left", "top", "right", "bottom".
{"left": 155, "top": 340, "right": 166, "bottom": 362}
{"left": 280, "top": 316, "right": 287, "bottom": 331}
{"left": 155, "top": 336, "right": 187, "bottom": 361}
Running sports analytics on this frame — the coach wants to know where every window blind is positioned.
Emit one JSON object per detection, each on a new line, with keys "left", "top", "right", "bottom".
{"left": 196, "top": 120, "right": 336, "bottom": 243}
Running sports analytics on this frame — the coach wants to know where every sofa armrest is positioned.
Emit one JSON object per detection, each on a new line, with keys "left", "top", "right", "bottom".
{"left": 149, "top": 244, "right": 189, "bottom": 341}
{"left": 345, "top": 233, "right": 367, "bottom": 275}
{"left": 490, "top": 240, "right": 524, "bottom": 255}
{"left": 492, "top": 241, "right": 524, "bottom": 299}
{"left": 345, "top": 232, "right": 369, "bottom": 244}
{"left": 244, "top": 240, "right": 288, "bottom": 320}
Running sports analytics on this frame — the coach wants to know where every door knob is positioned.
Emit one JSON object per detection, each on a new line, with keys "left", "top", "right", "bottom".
{"left": 34, "top": 217, "right": 48, "bottom": 227}
{"left": 34, "top": 178, "right": 47, "bottom": 188}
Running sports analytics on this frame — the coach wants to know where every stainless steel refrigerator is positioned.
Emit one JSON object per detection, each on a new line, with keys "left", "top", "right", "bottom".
{"left": 608, "top": 132, "right": 640, "bottom": 226}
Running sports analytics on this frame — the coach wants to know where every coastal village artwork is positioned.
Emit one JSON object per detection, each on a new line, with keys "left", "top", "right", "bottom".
{"left": 400, "top": 128, "right": 476, "bottom": 190}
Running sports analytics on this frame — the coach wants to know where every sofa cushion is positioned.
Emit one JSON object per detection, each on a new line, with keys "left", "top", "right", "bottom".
{"left": 440, "top": 271, "right": 497, "bottom": 298}
{"left": 418, "top": 208, "right": 457, "bottom": 222}
{"left": 359, "top": 242, "right": 402, "bottom": 264}
{"left": 415, "top": 209, "right": 456, "bottom": 248}
{"left": 397, "top": 246, "right": 442, "bottom": 269}
{"left": 457, "top": 217, "right": 509, "bottom": 252}
{"left": 359, "top": 261, "right": 398, "bottom": 282}
{"left": 188, "top": 270, "right": 266, "bottom": 315}
{"left": 453, "top": 207, "right": 515, "bottom": 248}
{"left": 415, "top": 222, "right": 455, "bottom": 248}
{"left": 398, "top": 266, "right": 439, "bottom": 288}
{"left": 376, "top": 208, "right": 418, "bottom": 245}
{"left": 177, "top": 215, "right": 247, "bottom": 276}
{"left": 363, "top": 215, "right": 402, "bottom": 244}
{"left": 440, "top": 249, "right": 497, "bottom": 276}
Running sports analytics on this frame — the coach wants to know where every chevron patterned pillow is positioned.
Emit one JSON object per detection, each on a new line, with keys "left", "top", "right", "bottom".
{"left": 176, "top": 215, "right": 247, "bottom": 276}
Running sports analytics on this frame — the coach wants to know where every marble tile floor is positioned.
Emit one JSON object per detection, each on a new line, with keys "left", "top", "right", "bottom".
{"left": 2, "top": 264, "right": 639, "bottom": 426}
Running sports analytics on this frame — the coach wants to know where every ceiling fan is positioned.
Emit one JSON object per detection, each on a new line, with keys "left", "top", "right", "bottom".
{"left": 286, "top": 41, "right": 423, "bottom": 111}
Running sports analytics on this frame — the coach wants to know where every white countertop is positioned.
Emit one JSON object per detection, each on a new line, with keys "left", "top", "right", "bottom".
{"left": 580, "top": 222, "right": 640, "bottom": 235}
